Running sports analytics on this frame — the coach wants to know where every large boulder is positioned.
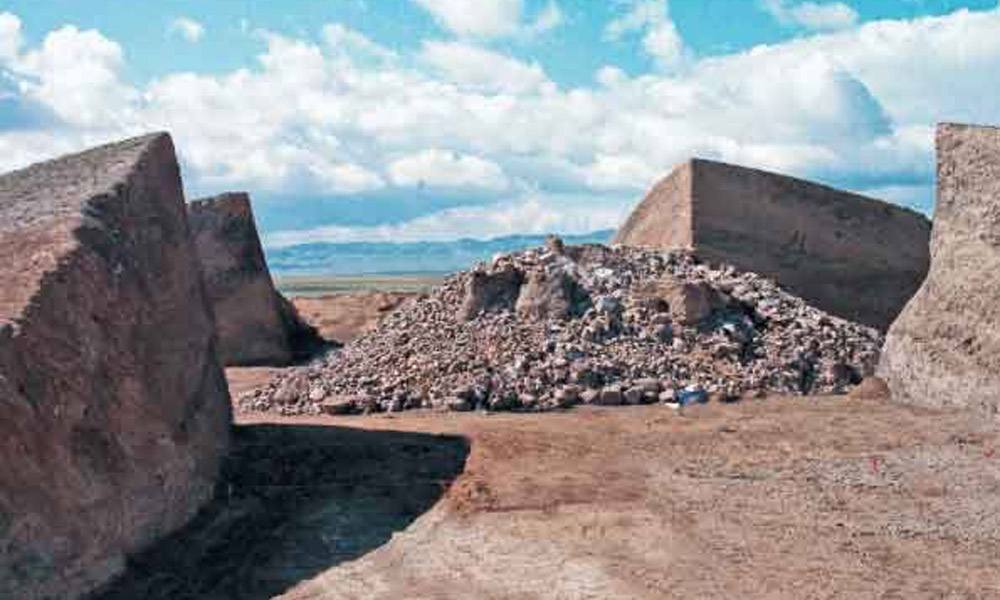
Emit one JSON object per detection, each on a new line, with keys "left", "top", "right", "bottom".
{"left": 878, "top": 123, "right": 1000, "bottom": 413}
{"left": 515, "top": 268, "right": 591, "bottom": 321}
{"left": 188, "top": 192, "right": 321, "bottom": 365}
{"left": 458, "top": 266, "right": 524, "bottom": 322}
{"left": 0, "top": 133, "right": 232, "bottom": 600}
{"left": 613, "top": 158, "right": 932, "bottom": 330}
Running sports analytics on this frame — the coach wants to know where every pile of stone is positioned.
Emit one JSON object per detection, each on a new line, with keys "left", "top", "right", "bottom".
{"left": 242, "top": 238, "right": 882, "bottom": 416}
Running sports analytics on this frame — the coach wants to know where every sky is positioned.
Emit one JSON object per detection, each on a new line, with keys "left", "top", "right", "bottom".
{"left": 1, "top": 1, "right": 999, "bottom": 247}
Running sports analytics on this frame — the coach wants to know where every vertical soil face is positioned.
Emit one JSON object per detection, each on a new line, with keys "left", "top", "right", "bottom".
{"left": 0, "top": 133, "right": 232, "bottom": 600}
{"left": 880, "top": 122, "right": 1000, "bottom": 412}
{"left": 188, "top": 193, "right": 299, "bottom": 366}
{"left": 614, "top": 158, "right": 931, "bottom": 330}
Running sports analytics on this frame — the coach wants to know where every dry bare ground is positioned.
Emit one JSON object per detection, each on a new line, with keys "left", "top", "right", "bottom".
{"left": 290, "top": 292, "right": 419, "bottom": 344}
{"left": 271, "top": 399, "right": 1000, "bottom": 600}
{"left": 96, "top": 380, "right": 1000, "bottom": 599}
{"left": 109, "top": 292, "right": 1000, "bottom": 600}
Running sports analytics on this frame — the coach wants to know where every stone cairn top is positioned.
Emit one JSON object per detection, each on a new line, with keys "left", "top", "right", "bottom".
{"left": 241, "top": 238, "right": 883, "bottom": 416}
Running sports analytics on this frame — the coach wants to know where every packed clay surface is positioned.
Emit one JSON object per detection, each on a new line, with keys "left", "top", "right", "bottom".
{"left": 879, "top": 123, "right": 1000, "bottom": 413}
{"left": 241, "top": 242, "right": 883, "bottom": 416}
{"left": 290, "top": 292, "right": 419, "bottom": 344}
{"left": 0, "top": 134, "right": 232, "bottom": 600}
{"left": 614, "top": 159, "right": 932, "bottom": 330}
{"left": 87, "top": 397, "right": 1000, "bottom": 600}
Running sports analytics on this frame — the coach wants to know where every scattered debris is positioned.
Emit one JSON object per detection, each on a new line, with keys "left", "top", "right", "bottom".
{"left": 240, "top": 242, "right": 883, "bottom": 415}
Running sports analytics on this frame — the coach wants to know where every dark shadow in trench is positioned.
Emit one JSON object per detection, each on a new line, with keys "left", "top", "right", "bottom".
{"left": 89, "top": 423, "right": 470, "bottom": 600}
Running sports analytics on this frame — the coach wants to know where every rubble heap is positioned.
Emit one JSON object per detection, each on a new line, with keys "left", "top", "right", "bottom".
{"left": 241, "top": 241, "right": 883, "bottom": 416}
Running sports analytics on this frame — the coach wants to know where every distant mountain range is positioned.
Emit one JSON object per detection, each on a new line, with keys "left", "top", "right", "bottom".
{"left": 265, "top": 230, "right": 615, "bottom": 275}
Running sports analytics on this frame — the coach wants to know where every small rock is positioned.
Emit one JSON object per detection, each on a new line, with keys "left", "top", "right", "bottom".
{"left": 545, "top": 235, "right": 566, "bottom": 255}
{"left": 273, "top": 379, "right": 305, "bottom": 405}
{"left": 554, "top": 385, "right": 581, "bottom": 407}
{"left": 598, "top": 386, "right": 624, "bottom": 406}
{"left": 446, "top": 396, "right": 473, "bottom": 412}
{"left": 849, "top": 377, "right": 890, "bottom": 400}
{"left": 634, "top": 378, "right": 662, "bottom": 394}
{"left": 653, "top": 324, "right": 673, "bottom": 343}
{"left": 624, "top": 387, "right": 644, "bottom": 405}
{"left": 594, "top": 296, "right": 623, "bottom": 316}
{"left": 321, "top": 396, "right": 357, "bottom": 416}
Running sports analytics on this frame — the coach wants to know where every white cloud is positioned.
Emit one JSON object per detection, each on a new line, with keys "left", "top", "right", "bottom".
{"left": 413, "top": 0, "right": 524, "bottom": 38}
{"left": 322, "top": 23, "right": 397, "bottom": 61}
{"left": 10, "top": 25, "right": 137, "bottom": 128}
{"left": 3, "top": 6, "right": 1000, "bottom": 241}
{"left": 316, "top": 162, "right": 386, "bottom": 194}
{"left": 528, "top": 1, "right": 564, "bottom": 36}
{"left": 420, "top": 40, "right": 550, "bottom": 94}
{"left": 584, "top": 154, "right": 662, "bottom": 191}
{"left": 761, "top": 0, "right": 859, "bottom": 31}
{"left": 0, "top": 12, "right": 23, "bottom": 62}
{"left": 169, "top": 17, "right": 206, "bottom": 43}
{"left": 389, "top": 149, "right": 510, "bottom": 191}
{"left": 412, "top": 0, "right": 563, "bottom": 38}
{"left": 605, "top": 0, "right": 688, "bottom": 69}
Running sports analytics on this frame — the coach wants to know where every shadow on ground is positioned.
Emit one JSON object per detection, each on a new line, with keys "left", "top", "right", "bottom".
{"left": 90, "top": 423, "right": 470, "bottom": 600}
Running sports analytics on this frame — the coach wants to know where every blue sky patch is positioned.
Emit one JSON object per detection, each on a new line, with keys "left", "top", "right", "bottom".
{"left": 1, "top": 1, "right": 998, "bottom": 243}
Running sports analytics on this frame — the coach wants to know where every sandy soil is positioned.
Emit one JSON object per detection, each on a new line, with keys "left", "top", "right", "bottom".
{"left": 226, "top": 367, "right": 285, "bottom": 398}
{"left": 95, "top": 387, "right": 1000, "bottom": 600}
{"left": 290, "top": 292, "right": 419, "bottom": 344}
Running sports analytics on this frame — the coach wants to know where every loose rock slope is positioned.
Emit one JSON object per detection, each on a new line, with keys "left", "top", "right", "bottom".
{"left": 241, "top": 241, "right": 883, "bottom": 416}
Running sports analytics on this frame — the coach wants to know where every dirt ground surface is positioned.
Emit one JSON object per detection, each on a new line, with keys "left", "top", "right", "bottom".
{"left": 223, "top": 291, "right": 419, "bottom": 398}
{"left": 226, "top": 367, "right": 285, "bottom": 398}
{"left": 290, "top": 292, "right": 420, "bottom": 344}
{"left": 93, "top": 387, "right": 1000, "bottom": 600}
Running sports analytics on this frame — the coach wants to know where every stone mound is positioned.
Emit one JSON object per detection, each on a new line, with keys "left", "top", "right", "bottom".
{"left": 240, "top": 240, "right": 883, "bottom": 416}
{"left": 0, "top": 133, "right": 232, "bottom": 600}
{"left": 878, "top": 123, "right": 1000, "bottom": 413}
{"left": 613, "top": 158, "right": 932, "bottom": 330}
{"left": 188, "top": 192, "right": 324, "bottom": 366}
